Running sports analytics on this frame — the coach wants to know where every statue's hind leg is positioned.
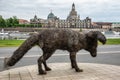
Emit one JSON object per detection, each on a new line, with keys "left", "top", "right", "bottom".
{"left": 38, "top": 49, "right": 54, "bottom": 74}
{"left": 43, "top": 53, "right": 53, "bottom": 71}
{"left": 38, "top": 54, "right": 47, "bottom": 74}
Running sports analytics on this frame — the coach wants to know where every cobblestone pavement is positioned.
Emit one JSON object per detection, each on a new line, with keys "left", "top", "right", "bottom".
{"left": 0, "top": 63, "right": 120, "bottom": 80}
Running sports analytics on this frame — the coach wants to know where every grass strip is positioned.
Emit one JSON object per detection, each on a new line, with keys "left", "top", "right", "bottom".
{"left": 0, "top": 38, "right": 120, "bottom": 47}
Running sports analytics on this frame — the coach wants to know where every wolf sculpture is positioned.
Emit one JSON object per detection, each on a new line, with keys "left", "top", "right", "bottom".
{"left": 5, "top": 29, "right": 106, "bottom": 74}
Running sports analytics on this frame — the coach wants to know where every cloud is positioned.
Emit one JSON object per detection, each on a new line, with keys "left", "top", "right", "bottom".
{"left": 0, "top": 0, "right": 120, "bottom": 22}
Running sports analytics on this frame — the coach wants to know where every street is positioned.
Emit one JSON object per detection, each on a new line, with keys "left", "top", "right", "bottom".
{"left": 0, "top": 45, "right": 120, "bottom": 71}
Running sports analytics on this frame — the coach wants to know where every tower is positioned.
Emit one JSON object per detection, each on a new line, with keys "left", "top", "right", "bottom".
{"left": 67, "top": 3, "right": 78, "bottom": 20}
{"left": 72, "top": 3, "right": 75, "bottom": 11}
{"left": 67, "top": 3, "right": 80, "bottom": 28}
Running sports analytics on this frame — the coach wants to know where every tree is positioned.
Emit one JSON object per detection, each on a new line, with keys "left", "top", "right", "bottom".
{"left": 80, "top": 27, "right": 82, "bottom": 32}
{"left": 13, "top": 16, "right": 19, "bottom": 25}
{"left": 5, "top": 16, "right": 19, "bottom": 27}
{"left": 0, "top": 15, "right": 6, "bottom": 27}
{"left": 6, "top": 17, "right": 13, "bottom": 27}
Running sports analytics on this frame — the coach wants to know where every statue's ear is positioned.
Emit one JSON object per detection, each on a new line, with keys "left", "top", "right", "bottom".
{"left": 86, "top": 31, "right": 97, "bottom": 39}
{"left": 96, "top": 31, "right": 107, "bottom": 44}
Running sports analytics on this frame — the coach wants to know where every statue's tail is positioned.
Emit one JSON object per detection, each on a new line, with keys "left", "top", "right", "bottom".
{"left": 5, "top": 34, "right": 39, "bottom": 67}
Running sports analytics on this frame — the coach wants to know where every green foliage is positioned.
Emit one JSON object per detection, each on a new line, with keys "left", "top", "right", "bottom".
{"left": 80, "top": 28, "right": 82, "bottom": 32}
{"left": 0, "top": 15, "right": 6, "bottom": 27}
{"left": 13, "top": 16, "right": 19, "bottom": 24}
{"left": 0, "top": 15, "right": 42, "bottom": 28}
{"left": 6, "top": 18, "right": 13, "bottom": 27}
{"left": 0, "top": 15, "right": 19, "bottom": 27}
{"left": 13, "top": 24, "right": 42, "bottom": 27}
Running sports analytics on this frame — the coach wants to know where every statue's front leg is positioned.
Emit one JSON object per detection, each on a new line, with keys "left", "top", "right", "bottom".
{"left": 43, "top": 61, "right": 51, "bottom": 71}
{"left": 70, "top": 52, "right": 83, "bottom": 72}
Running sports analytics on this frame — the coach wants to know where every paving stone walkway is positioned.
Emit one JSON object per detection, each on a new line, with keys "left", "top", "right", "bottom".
{"left": 0, "top": 63, "right": 120, "bottom": 80}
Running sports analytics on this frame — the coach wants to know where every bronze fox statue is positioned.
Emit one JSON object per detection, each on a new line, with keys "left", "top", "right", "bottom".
{"left": 5, "top": 29, "right": 106, "bottom": 74}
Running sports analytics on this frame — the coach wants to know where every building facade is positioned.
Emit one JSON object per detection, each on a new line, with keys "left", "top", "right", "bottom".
{"left": 92, "top": 22, "right": 112, "bottom": 29}
{"left": 30, "top": 3, "right": 92, "bottom": 28}
{"left": 112, "top": 22, "right": 120, "bottom": 29}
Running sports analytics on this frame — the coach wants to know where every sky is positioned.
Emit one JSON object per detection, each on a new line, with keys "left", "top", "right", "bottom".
{"left": 0, "top": 0, "right": 120, "bottom": 22}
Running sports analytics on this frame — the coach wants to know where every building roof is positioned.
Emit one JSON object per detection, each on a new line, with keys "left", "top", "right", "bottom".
{"left": 47, "top": 12, "right": 55, "bottom": 19}
{"left": 93, "top": 22, "right": 112, "bottom": 25}
{"left": 19, "top": 19, "right": 29, "bottom": 24}
{"left": 112, "top": 22, "right": 120, "bottom": 24}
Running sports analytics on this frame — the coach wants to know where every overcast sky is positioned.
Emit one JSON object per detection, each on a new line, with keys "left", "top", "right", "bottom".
{"left": 0, "top": 0, "right": 120, "bottom": 22}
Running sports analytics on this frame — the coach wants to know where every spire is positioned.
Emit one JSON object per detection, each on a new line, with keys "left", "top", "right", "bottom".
{"left": 72, "top": 3, "right": 75, "bottom": 7}
{"left": 50, "top": 9, "right": 52, "bottom": 13}
{"left": 34, "top": 15, "right": 37, "bottom": 19}
{"left": 72, "top": 3, "right": 75, "bottom": 11}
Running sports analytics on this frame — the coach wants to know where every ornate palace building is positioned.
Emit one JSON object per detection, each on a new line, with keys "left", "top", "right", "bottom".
{"left": 30, "top": 3, "right": 92, "bottom": 28}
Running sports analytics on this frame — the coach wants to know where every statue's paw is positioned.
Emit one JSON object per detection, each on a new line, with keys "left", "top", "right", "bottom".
{"left": 45, "top": 67, "right": 52, "bottom": 71}
{"left": 4, "top": 57, "right": 10, "bottom": 69}
{"left": 38, "top": 70, "right": 47, "bottom": 75}
{"left": 76, "top": 68, "right": 83, "bottom": 72}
